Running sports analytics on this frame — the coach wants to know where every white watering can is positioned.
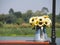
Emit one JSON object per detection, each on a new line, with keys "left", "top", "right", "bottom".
{"left": 34, "top": 26, "right": 48, "bottom": 42}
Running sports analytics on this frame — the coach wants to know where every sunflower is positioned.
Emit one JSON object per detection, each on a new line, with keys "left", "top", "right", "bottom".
{"left": 29, "top": 15, "right": 52, "bottom": 27}
{"left": 44, "top": 18, "right": 51, "bottom": 27}
{"left": 33, "top": 16, "right": 39, "bottom": 26}
{"left": 38, "top": 16, "right": 45, "bottom": 27}
{"left": 29, "top": 17, "right": 35, "bottom": 27}
{"left": 42, "top": 15, "right": 49, "bottom": 18}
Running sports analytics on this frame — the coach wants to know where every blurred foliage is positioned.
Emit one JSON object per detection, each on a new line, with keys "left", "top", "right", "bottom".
{"left": 22, "top": 10, "right": 33, "bottom": 23}
{"left": 0, "top": 24, "right": 60, "bottom": 37}
{"left": 15, "top": 18, "right": 24, "bottom": 25}
{"left": 41, "top": 7, "right": 49, "bottom": 15}
{"left": 0, "top": 24, "right": 35, "bottom": 36}
{"left": 33, "top": 10, "right": 42, "bottom": 16}
{"left": 55, "top": 23, "right": 60, "bottom": 28}
{"left": 9, "top": 8, "right": 14, "bottom": 14}
{"left": 0, "top": 7, "right": 60, "bottom": 37}
{"left": 0, "top": 7, "right": 60, "bottom": 24}
{"left": 0, "top": 22, "right": 3, "bottom": 27}
{"left": 14, "top": 11, "right": 22, "bottom": 18}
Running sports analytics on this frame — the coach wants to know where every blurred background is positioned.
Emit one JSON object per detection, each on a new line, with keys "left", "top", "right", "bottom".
{"left": 0, "top": 0, "right": 60, "bottom": 37}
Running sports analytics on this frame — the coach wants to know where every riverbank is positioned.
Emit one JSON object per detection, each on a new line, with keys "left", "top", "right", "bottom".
{"left": 0, "top": 26, "right": 60, "bottom": 37}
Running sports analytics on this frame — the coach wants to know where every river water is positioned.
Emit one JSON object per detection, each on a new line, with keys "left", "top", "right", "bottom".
{"left": 0, "top": 36, "right": 60, "bottom": 45}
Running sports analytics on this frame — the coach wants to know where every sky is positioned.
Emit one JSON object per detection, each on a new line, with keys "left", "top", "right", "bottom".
{"left": 0, "top": 0, "right": 60, "bottom": 15}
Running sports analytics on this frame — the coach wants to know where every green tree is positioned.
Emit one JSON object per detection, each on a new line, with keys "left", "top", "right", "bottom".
{"left": 5, "top": 15, "right": 17, "bottom": 24}
{"left": 9, "top": 8, "right": 14, "bottom": 14}
{"left": 16, "top": 18, "right": 24, "bottom": 25}
{"left": 0, "top": 22, "right": 3, "bottom": 27}
{"left": 22, "top": 13, "right": 27, "bottom": 22}
{"left": 56, "top": 14, "right": 60, "bottom": 23}
{"left": 22, "top": 10, "right": 33, "bottom": 23}
{"left": 41, "top": 7, "right": 49, "bottom": 15}
{"left": 33, "top": 10, "right": 42, "bottom": 16}
{"left": 0, "top": 14, "right": 6, "bottom": 24}
{"left": 26, "top": 10, "right": 33, "bottom": 18}
{"left": 14, "top": 11, "right": 22, "bottom": 18}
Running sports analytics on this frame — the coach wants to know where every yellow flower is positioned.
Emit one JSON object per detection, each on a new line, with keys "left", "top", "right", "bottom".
{"left": 29, "top": 17, "right": 34, "bottom": 23}
{"left": 38, "top": 16, "right": 45, "bottom": 27}
{"left": 42, "top": 15, "right": 52, "bottom": 27}
{"left": 29, "top": 15, "right": 52, "bottom": 28}
{"left": 29, "top": 17, "right": 35, "bottom": 27}
{"left": 44, "top": 18, "right": 51, "bottom": 27}
{"left": 42, "top": 15, "right": 49, "bottom": 18}
{"left": 33, "top": 16, "right": 39, "bottom": 26}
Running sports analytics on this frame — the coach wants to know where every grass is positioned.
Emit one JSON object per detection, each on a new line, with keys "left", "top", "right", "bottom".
{"left": 46, "top": 28, "right": 60, "bottom": 37}
{"left": 0, "top": 24, "right": 60, "bottom": 37}
{"left": 56, "top": 28, "right": 60, "bottom": 37}
{"left": 0, "top": 27, "right": 35, "bottom": 36}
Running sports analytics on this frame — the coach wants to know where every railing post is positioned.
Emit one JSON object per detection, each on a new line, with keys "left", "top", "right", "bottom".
{"left": 51, "top": 0, "right": 56, "bottom": 45}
